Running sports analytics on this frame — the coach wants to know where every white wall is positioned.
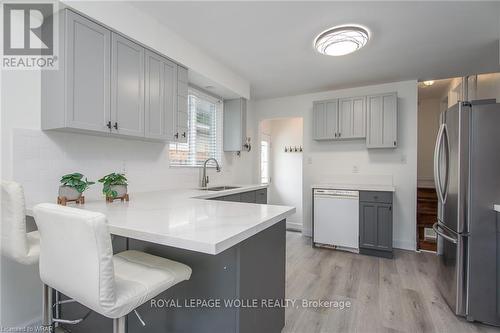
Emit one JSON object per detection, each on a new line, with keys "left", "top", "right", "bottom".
{"left": 252, "top": 80, "right": 418, "bottom": 250}
{"left": 417, "top": 98, "right": 441, "bottom": 187}
{"left": 261, "top": 118, "right": 303, "bottom": 229}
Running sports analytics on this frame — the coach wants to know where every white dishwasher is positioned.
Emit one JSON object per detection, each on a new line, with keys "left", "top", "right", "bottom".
{"left": 313, "top": 189, "right": 359, "bottom": 253}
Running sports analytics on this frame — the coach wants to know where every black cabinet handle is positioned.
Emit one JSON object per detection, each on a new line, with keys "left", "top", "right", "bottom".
{"left": 394, "top": 141, "right": 396, "bottom": 146}
{"left": 339, "top": 133, "right": 341, "bottom": 138}
{"left": 182, "top": 132, "right": 186, "bottom": 138}
{"left": 334, "top": 133, "right": 337, "bottom": 138}
{"left": 106, "top": 121, "right": 112, "bottom": 130}
{"left": 174, "top": 132, "right": 179, "bottom": 139}
{"left": 113, "top": 122, "right": 118, "bottom": 130}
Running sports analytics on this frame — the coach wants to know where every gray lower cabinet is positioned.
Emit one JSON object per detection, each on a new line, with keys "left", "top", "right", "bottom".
{"left": 255, "top": 189, "right": 267, "bottom": 204}
{"left": 210, "top": 189, "right": 267, "bottom": 204}
{"left": 145, "top": 50, "right": 177, "bottom": 140}
{"left": 111, "top": 33, "right": 145, "bottom": 137}
{"left": 359, "top": 191, "right": 393, "bottom": 258}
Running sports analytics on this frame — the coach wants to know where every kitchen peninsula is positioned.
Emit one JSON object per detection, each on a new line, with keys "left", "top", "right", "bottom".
{"left": 28, "top": 185, "right": 295, "bottom": 333}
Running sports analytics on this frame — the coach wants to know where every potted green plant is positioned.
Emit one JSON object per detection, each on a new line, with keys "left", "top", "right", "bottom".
{"left": 99, "top": 173, "right": 128, "bottom": 200}
{"left": 59, "top": 173, "right": 95, "bottom": 201}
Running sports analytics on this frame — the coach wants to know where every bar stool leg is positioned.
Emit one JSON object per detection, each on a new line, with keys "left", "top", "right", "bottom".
{"left": 113, "top": 316, "right": 126, "bottom": 333}
{"left": 42, "top": 284, "right": 53, "bottom": 332}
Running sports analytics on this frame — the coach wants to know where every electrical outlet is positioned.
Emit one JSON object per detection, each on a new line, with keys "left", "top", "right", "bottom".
{"left": 307, "top": 156, "right": 313, "bottom": 165}
{"left": 352, "top": 165, "right": 359, "bottom": 173}
{"left": 400, "top": 154, "right": 407, "bottom": 164}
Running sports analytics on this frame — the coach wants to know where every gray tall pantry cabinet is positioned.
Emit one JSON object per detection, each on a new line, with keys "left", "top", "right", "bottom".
{"left": 42, "top": 9, "right": 187, "bottom": 143}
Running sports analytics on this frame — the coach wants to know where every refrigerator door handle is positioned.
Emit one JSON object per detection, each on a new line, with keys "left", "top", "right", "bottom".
{"left": 433, "top": 222, "right": 457, "bottom": 244}
{"left": 434, "top": 124, "right": 447, "bottom": 204}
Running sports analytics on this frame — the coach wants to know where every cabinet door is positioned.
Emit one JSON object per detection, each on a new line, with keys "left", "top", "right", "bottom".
{"left": 376, "top": 204, "right": 393, "bottom": 250}
{"left": 338, "top": 98, "right": 353, "bottom": 139}
{"left": 176, "top": 66, "right": 189, "bottom": 143}
{"left": 65, "top": 11, "right": 111, "bottom": 132}
{"left": 352, "top": 97, "right": 366, "bottom": 138}
{"left": 312, "top": 102, "right": 327, "bottom": 140}
{"left": 359, "top": 202, "right": 378, "bottom": 249}
{"left": 313, "top": 100, "right": 338, "bottom": 140}
{"left": 224, "top": 193, "right": 241, "bottom": 202}
{"left": 111, "top": 33, "right": 145, "bottom": 137}
{"left": 359, "top": 202, "right": 393, "bottom": 251}
{"left": 145, "top": 50, "right": 177, "bottom": 140}
{"left": 240, "top": 191, "right": 256, "bottom": 203}
{"left": 366, "top": 93, "right": 397, "bottom": 148}
{"left": 255, "top": 189, "right": 267, "bottom": 204}
{"left": 325, "top": 100, "right": 338, "bottom": 139}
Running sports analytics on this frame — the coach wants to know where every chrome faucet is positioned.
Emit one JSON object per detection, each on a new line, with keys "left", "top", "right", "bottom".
{"left": 201, "top": 158, "right": 221, "bottom": 188}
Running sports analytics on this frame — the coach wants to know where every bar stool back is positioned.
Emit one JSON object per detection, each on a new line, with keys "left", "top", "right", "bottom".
{"left": 33, "top": 203, "right": 192, "bottom": 333}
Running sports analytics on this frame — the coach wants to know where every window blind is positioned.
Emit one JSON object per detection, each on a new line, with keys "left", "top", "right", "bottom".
{"left": 169, "top": 88, "right": 222, "bottom": 168}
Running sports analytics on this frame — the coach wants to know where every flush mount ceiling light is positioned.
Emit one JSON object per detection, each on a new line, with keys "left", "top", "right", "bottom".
{"left": 314, "top": 25, "right": 370, "bottom": 56}
{"left": 423, "top": 80, "right": 435, "bottom": 86}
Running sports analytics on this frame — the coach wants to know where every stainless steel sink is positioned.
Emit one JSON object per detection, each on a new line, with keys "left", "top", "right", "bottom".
{"left": 201, "top": 186, "right": 241, "bottom": 191}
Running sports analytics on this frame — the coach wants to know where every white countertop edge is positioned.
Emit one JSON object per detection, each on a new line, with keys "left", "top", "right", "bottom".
{"left": 494, "top": 204, "right": 500, "bottom": 213}
{"left": 108, "top": 206, "right": 295, "bottom": 255}
{"left": 311, "top": 184, "right": 396, "bottom": 192}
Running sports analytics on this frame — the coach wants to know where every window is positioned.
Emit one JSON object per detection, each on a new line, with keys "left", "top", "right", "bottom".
{"left": 260, "top": 134, "right": 271, "bottom": 184}
{"left": 169, "top": 88, "right": 222, "bottom": 167}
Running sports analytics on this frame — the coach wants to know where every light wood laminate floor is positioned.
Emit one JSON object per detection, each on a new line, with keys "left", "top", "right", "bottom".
{"left": 284, "top": 231, "right": 500, "bottom": 333}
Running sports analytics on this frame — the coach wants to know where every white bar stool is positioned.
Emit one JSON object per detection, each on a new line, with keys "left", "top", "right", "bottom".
{"left": 0, "top": 181, "right": 50, "bottom": 326}
{"left": 33, "top": 203, "right": 192, "bottom": 333}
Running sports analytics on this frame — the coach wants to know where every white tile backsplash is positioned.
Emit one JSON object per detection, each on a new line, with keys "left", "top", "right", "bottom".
{"left": 12, "top": 128, "right": 253, "bottom": 207}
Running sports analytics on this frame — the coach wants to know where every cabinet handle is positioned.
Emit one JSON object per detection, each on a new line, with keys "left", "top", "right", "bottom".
{"left": 174, "top": 132, "right": 179, "bottom": 139}
{"left": 394, "top": 141, "right": 396, "bottom": 146}
{"left": 182, "top": 132, "right": 186, "bottom": 138}
{"left": 113, "top": 122, "right": 118, "bottom": 130}
{"left": 338, "top": 132, "right": 341, "bottom": 138}
{"left": 334, "top": 133, "right": 337, "bottom": 138}
{"left": 106, "top": 121, "right": 112, "bottom": 130}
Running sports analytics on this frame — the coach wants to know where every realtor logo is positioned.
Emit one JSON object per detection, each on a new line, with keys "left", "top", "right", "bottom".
{"left": 2, "top": 1, "right": 58, "bottom": 69}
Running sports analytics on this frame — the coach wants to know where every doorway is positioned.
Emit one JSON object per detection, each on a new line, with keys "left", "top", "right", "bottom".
{"left": 259, "top": 118, "right": 303, "bottom": 231}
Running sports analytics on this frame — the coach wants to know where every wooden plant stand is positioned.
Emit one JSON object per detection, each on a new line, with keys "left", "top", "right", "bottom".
{"left": 57, "top": 196, "right": 85, "bottom": 206}
{"left": 106, "top": 194, "right": 129, "bottom": 203}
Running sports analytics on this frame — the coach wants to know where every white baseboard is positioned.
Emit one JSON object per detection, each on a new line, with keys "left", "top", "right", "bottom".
{"left": 301, "top": 227, "right": 312, "bottom": 237}
{"left": 286, "top": 222, "right": 302, "bottom": 232}
{"left": 393, "top": 239, "right": 416, "bottom": 251}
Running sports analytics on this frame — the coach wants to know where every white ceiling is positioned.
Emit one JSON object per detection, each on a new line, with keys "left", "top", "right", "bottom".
{"left": 418, "top": 78, "right": 454, "bottom": 100}
{"left": 132, "top": 1, "right": 500, "bottom": 99}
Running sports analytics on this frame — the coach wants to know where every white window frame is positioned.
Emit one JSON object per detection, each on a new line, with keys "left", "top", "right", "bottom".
{"left": 169, "top": 88, "right": 223, "bottom": 168}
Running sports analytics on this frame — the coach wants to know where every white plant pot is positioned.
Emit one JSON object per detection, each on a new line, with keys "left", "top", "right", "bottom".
{"left": 58, "top": 186, "right": 82, "bottom": 201}
{"left": 109, "top": 185, "right": 127, "bottom": 198}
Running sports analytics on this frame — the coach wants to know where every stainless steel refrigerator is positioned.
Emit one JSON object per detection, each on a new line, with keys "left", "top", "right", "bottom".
{"left": 433, "top": 99, "right": 500, "bottom": 325}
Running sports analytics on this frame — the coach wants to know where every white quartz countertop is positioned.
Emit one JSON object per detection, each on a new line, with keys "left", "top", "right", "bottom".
{"left": 27, "top": 185, "right": 295, "bottom": 255}
{"left": 494, "top": 204, "right": 500, "bottom": 213}
{"left": 311, "top": 183, "right": 396, "bottom": 192}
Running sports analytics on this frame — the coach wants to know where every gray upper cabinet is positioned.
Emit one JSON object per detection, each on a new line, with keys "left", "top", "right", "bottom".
{"left": 145, "top": 50, "right": 177, "bottom": 140}
{"left": 366, "top": 93, "right": 398, "bottom": 148}
{"left": 111, "top": 33, "right": 145, "bottom": 137}
{"left": 313, "top": 99, "right": 338, "bottom": 140}
{"left": 44, "top": 10, "right": 111, "bottom": 132}
{"left": 312, "top": 93, "right": 396, "bottom": 148}
{"left": 338, "top": 97, "right": 366, "bottom": 139}
{"left": 223, "top": 98, "right": 247, "bottom": 152}
{"left": 42, "top": 9, "right": 188, "bottom": 142}
{"left": 176, "top": 66, "right": 189, "bottom": 143}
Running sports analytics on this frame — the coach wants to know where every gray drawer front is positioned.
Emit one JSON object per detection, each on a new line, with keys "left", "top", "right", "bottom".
{"left": 360, "top": 191, "right": 392, "bottom": 203}
{"left": 255, "top": 189, "right": 267, "bottom": 204}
